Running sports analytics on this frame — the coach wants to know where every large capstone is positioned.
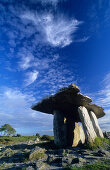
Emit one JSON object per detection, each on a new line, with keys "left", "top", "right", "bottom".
{"left": 32, "top": 84, "right": 105, "bottom": 121}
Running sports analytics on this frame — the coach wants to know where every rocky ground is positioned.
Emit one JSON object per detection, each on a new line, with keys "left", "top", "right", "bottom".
{"left": 0, "top": 140, "right": 110, "bottom": 170}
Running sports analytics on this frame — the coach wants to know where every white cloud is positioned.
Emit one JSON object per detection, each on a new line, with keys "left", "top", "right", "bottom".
{"left": 21, "top": 12, "right": 82, "bottom": 48}
{"left": 31, "top": 0, "right": 67, "bottom": 6}
{"left": 0, "top": 88, "right": 53, "bottom": 133}
{"left": 74, "top": 36, "right": 90, "bottom": 43}
{"left": 18, "top": 53, "right": 34, "bottom": 70}
{"left": 25, "top": 70, "right": 39, "bottom": 86}
{"left": 90, "top": 72, "right": 110, "bottom": 132}
{"left": 96, "top": 73, "right": 110, "bottom": 107}
{"left": 52, "top": 54, "right": 59, "bottom": 61}
{"left": 40, "top": 0, "right": 59, "bottom": 5}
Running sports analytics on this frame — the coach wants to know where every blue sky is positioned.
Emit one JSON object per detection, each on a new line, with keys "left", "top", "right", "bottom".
{"left": 0, "top": 0, "right": 110, "bottom": 135}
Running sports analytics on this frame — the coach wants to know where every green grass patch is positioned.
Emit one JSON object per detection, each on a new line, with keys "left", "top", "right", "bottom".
{"left": 65, "top": 159, "right": 110, "bottom": 170}
{"left": 0, "top": 136, "right": 37, "bottom": 144}
{"left": 84, "top": 137, "right": 110, "bottom": 150}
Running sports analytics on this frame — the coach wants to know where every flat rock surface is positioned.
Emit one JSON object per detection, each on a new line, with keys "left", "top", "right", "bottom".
{"left": 0, "top": 141, "right": 110, "bottom": 169}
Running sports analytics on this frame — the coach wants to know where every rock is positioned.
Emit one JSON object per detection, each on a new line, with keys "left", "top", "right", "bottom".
{"left": 79, "top": 125, "right": 85, "bottom": 145}
{"left": 53, "top": 110, "right": 67, "bottom": 147}
{"left": 78, "top": 157, "right": 87, "bottom": 163}
{"left": 47, "top": 155, "right": 62, "bottom": 164}
{"left": 62, "top": 157, "right": 73, "bottom": 166}
{"left": 28, "top": 140, "right": 34, "bottom": 145}
{"left": 34, "top": 138, "right": 40, "bottom": 144}
{"left": 32, "top": 84, "right": 105, "bottom": 120}
{"left": 93, "top": 149, "right": 110, "bottom": 157}
{"left": 78, "top": 106, "right": 97, "bottom": 143}
{"left": 72, "top": 157, "right": 80, "bottom": 164}
{"left": 86, "top": 104, "right": 105, "bottom": 119}
{"left": 58, "top": 83, "right": 80, "bottom": 93}
{"left": 36, "top": 161, "right": 48, "bottom": 170}
{"left": 72, "top": 123, "right": 85, "bottom": 147}
{"left": 26, "top": 166, "right": 35, "bottom": 170}
{"left": 89, "top": 111, "right": 104, "bottom": 138}
{"left": 32, "top": 84, "right": 105, "bottom": 147}
{"left": 29, "top": 147, "right": 47, "bottom": 161}
{"left": 103, "top": 131, "right": 110, "bottom": 139}
{"left": 72, "top": 122, "right": 80, "bottom": 147}
{"left": 72, "top": 157, "right": 86, "bottom": 164}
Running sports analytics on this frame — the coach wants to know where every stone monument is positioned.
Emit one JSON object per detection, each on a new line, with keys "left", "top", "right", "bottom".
{"left": 31, "top": 84, "right": 105, "bottom": 147}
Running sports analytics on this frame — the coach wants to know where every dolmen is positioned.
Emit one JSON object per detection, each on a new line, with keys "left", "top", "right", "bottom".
{"left": 31, "top": 84, "right": 105, "bottom": 147}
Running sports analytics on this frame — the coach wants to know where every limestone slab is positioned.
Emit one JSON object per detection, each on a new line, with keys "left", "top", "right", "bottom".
{"left": 78, "top": 106, "right": 97, "bottom": 143}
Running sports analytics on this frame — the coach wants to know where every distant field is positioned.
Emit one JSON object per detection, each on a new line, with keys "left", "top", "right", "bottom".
{"left": 0, "top": 135, "right": 54, "bottom": 145}
{"left": 0, "top": 136, "right": 37, "bottom": 145}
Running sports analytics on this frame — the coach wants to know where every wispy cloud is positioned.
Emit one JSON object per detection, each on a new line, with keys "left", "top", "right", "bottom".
{"left": 0, "top": 1, "right": 86, "bottom": 89}
{"left": 96, "top": 73, "right": 110, "bottom": 108}
{"left": 25, "top": 70, "right": 39, "bottom": 86}
{"left": 21, "top": 12, "right": 82, "bottom": 48}
{"left": 90, "top": 72, "right": 110, "bottom": 132}
{"left": 18, "top": 53, "right": 34, "bottom": 70}
{"left": 74, "top": 36, "right": 90, "bottom": 43}
{"left": 0, "top": 0, "right": 88, "bottom": 135}
{"left": 31, "top": 0, "right": 67, "bottom": 6}
{"left": 40, "top": 0, "right": 59, "bottom": 5}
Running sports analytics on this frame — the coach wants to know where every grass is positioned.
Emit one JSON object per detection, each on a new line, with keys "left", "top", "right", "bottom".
{"left": 0, "top": 135, "right": 54, "bottom": 145}
{"left": 0, "top": 135, "right": 37, "bottom": 145}
{"left": 65, "top": 159, "right": 110, "bottom": 170}
{"left": 84, "top": 137, "right": 110, "bottom": 150}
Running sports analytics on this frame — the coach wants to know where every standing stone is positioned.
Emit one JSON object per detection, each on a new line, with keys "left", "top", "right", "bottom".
{"left": 89, "top": 111, "right": 104, "bottom": 138}
{"left": 79, "top": 124, "right": 85, "bottom": 144}
{"left": 53, "top": 110, "right": 67, "bottom": 147}
{"left": 66, "top": 115, "right": 75, "bottom": 146}
{"left": 72, "top": 123, "right": 85, "bottom": 147}
{"left": 78, "top": 106, "right": 97, "bottom": 143}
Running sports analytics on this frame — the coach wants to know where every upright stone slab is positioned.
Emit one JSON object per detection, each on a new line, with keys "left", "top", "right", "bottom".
{"left": 66, "top": 114, "right": 75, "bottom": 146}
{"left": 53, "top": 110, "right": 67, "bottom": 147}
{"left": 79, "top": 124, "right": 85, "bottom": 144}
{"left": 78, "top": 106, "right": 97, "bottom": 143}
{"left": 72, "top": 123, "right": 85, "bottom": 147}
{"left": 89, "top": 111, "right": 104, "bottom": 138}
